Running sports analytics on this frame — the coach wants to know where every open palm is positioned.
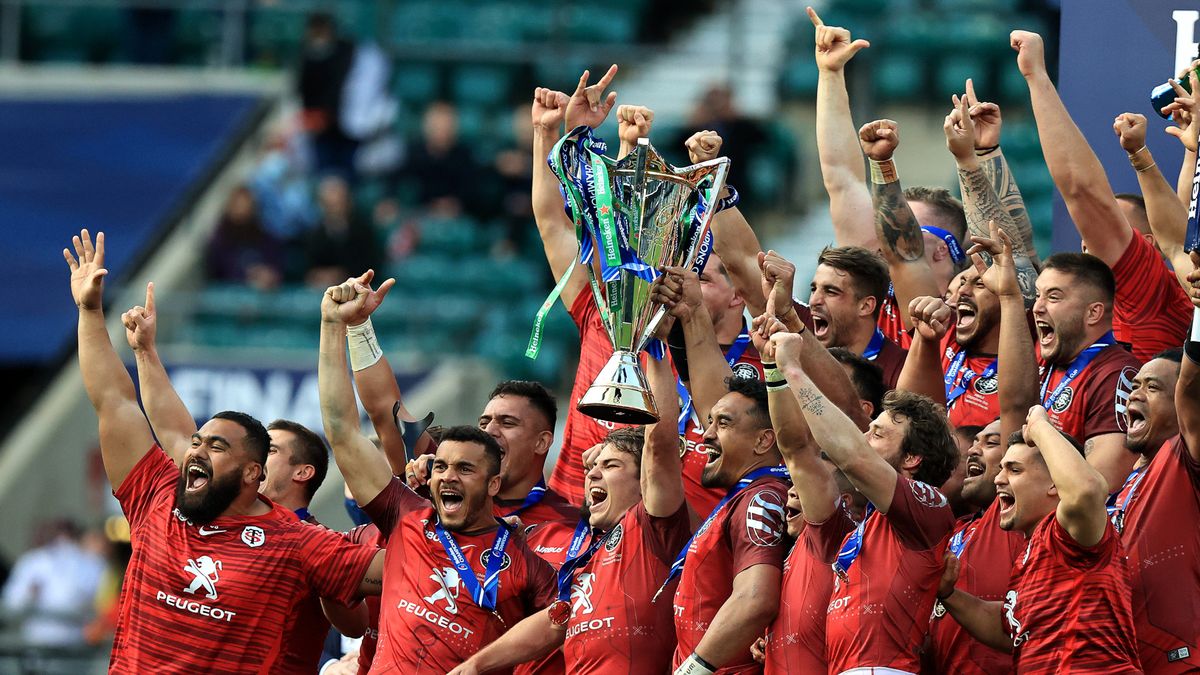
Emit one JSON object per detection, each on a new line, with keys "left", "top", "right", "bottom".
{"left": 64, "top": 229, "right": 107, "bottom": 310}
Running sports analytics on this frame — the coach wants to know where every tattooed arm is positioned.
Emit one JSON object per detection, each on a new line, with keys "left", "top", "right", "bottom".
{"left": 860, "top": 119, "right": 942, "bottom": 331}
{"left": 978, "top": 152, "right": 1038, "bottom": 264}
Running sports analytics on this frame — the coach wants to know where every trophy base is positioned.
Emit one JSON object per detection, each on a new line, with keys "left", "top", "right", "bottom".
{"left": 577, "top": 350, "right": 659, "bottom": 425}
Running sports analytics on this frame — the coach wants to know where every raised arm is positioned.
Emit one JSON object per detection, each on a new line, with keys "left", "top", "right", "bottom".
{"left": 1024, "top": 406, "right": 1110, "bottom": 547}
{"left": 1114, "top": 113, "right": 1196, "bottom": 285}
{"left": 318, "top": 280, "right": 393, "bottom": 507}
{"left": 642, "top": 349, "right": 685, "bottom": 518}
{"left": 66, "top": 230, "right": 157, "bottom": 491}
{"left": 809, "top": 7, "right": 875, "bottom": 248}
{"left": 1011, "top": 30, "right": 1131, "bottom": 266}
{"left": 938, "top": 555, "right": 1012, "bottom": 652}
{"left": 860, "top": 119, "right": 942, "bottom": 329}
{"left": 775, "top": 331, "right": 900, "bottom": 511}
{"left": 530, "top": 85, "right": 586, "bottom": 311}
{"left": 895, "top": 296, "right": 952, "bottom": 403}
{"left": 448, "top": 609, "right": 563, "bottom": 674}
{"left": 122, "top": 282, "right": 196, "bottom": 465}
{"left": 1181, "top": 257, "right": 1200, "bottom": 459}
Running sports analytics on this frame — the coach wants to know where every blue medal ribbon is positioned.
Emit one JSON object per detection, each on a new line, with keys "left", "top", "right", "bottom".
{"left": 654, "top": 465, "right": 791, "bottom": 601}
{"left": 504, "top": 479, "right": 548, "bottom": 517}
{"left": 921, "top": 225, "right": 966, "bottom": 265}
{"left": 677, "top": 330, "right": 754, "bottom": 435}
{"left": 1106, "top": 465, "right": 1148, "bottom": 533}
{"left": 947, "top": 514, "right": 979, "bottom": 558}
{"left": 555, "top": 518, "right": 607, "bottom": 603}
{"left": 1039, "top": 333, "right": 1116, "bottom": 409}
{"left": 433, "top": 519, "right": 512, "bottom": 613}
{"left": 862, "top": 328, "right": 886, "bottom": 361}
{"left": 293, "top": 507, "right": 311, "bottom": 522}
{"left": 944, "top": 350, "right": 998, "bottom": 406}
{"left": 833, "top": 503, "right": 876, "bottom": 581}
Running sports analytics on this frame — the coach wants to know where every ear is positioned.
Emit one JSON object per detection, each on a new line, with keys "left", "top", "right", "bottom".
{"left": 294, "top": 464, "right": 316, "bottom": 484}
{"left": 858, "top": 294, "right": 878, "bottom": 319}
{"left": 930, "top": 241, "right": 949, "bottom": 263}
{"left": 729, "top": 290, "right": 746, "bottom": 310}
{"left": 245, "top": 463, "right": 263, "bottom": 485}
{"left": 534, "top": 430, "right": 554, "bottom": 456}
{"left": 487, "top": 474, "right": 502, "bottom": 498}
{"left": 755, "top": 428, "right": 777, "bottom": 456}
{"left": 900, "top": 452, "right": 923, "bottom": 477}
{"left": 859, "top": 400, "right": 875, "bottom": 420}
{"left": 1083, "top": 300, "right": 1107, "bottom": 327}
{"left": 1141, "top": 232, "right": 1155, "bottom": 247}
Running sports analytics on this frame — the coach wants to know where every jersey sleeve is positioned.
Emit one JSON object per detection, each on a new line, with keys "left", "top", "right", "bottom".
{"left": 1079, "top": 357, "right": 1138, "bottom": 440}
{"left": 1045, "top": 516, "right": 1119, "bottom": 570}
{"left": 634, "top": 500, "right": 693, "bottom": 565}
{"left": 361, "top": 477, "right": 429, "bottom": 539}
{"left": 802, "top": 503, "right": 857, "bottom": 564}
{"left": 112, "top": 445, "right": 178, "bottom": 528}
{"left": 1110, "top": 229, "right": 1192, "bottom": 361}
{"left": 299, "top": 525, "right": 379, "bottom": 605}
{"left": 1171, "top": 437, "right": 1200, "bottom": 493}
{"left": 884, "top": 474, "right": 956, "bottom": 550}
{"left": 568, "top": 286, "right": 598, "bottom": 330}
{"left": 521, "top": 546, "right": 558, "bottom": 614}
{"left": 725, "top": 483, "right": 788, "bottom": 575}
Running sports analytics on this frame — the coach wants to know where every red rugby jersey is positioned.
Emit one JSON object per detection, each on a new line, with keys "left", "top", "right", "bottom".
{"left": 879, "top": 293, "right": 914, "bottom": 349}
{"left": 347, "top": 523, "right": 383, "bottom": 675}
{"left": 927, "top": 500, "right": 1024, "bottom": 675}
{"left": 764, "top": 505, "right": 856, "bottom": 675}
{"left": 493, "top": 485, "right": 581, "bottom": 530}
{"left": 108, "top": 447, "right": 376, "bottom": 674}
{"left": 1116, "top": 435, "right": 1200, "bottom": 673}
{"left": 1005, "top": 514, "right": 1141, "bottom": 673}
{"left": 274, "top": 514, "right": 338, "bottom": 675}
{"left": 823, "top": 474, "right": 956, "bottom": 673}
{"left": 562, "top": 501, "right": 692, "bottom": 674}
{"left": 515, "top": 518, "right": 581, "bottom": 675}
{"left": 672, "top": 476, "right": 789, "bottom": 674}
{"left": 1039, "top": 344, "right": 1139, "bottom": 443}
{"left": 794, "top": 302, "right": 908, "bottom": 390}
{"left": 941, "top": 331, "right": 1001, "bottom": 430}
{"left": 363, "top": 478, "right": 557, "bottom": 674}
{"left": 1111, "top": 231, "right": 1191, "bottom": 363}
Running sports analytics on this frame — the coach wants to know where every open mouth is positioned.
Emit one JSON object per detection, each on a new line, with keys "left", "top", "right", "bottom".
{"left": 439, "top": 488, "right": 465, "bottom": 514}
{"left": 1035, "top": 321, "right": 1055, "bottom": 348}
{"left": 997, "top": 492, "right": 1016, "bottom": 515}
{"left": 956, "top": 303, "right": 977, "bottom": 330}
{"left": 811, "top": 314, "right": 829, "bottom": 338}
{"left": 785, "top": 504, "right": 802, "bottom": 521}
{"left": 1126, "top": 408, "right": 1147, "bottom": 438}
{"left": 588, "top": 486, "right": 609, "bottom": 508}
{"left": 185, "top": 462, "right": 210, "bottom": 492}
{"left": 705, "top": 444, "right": 723, "bottom": 466}
{"left": 964, "top": 457, "right": 985, "bottom": 479}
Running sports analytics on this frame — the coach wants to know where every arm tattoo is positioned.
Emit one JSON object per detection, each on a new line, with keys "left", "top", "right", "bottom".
{"left": 980, "top": 154, "right": 1040, "bottom": 265}
{"left": 1013, "top": 253, "right": 1038, "bottom": 307}
{"left": 795, "top": 387, "right": 828, "bottom": 416}
{"left": 961, "top": 166, "right": 1039, "bottom": 305}
{"left": 871, "top": 180, "right": 926, "bottom": 262}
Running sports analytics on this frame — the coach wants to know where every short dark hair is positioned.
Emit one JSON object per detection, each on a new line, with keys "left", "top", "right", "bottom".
{"left": 829, "top": 347, "right": 885, "bottom": 417}
{"left": 725, "top": 376, "right": 771, "bottom": 429}
{"left": 489, "top": 380, "right": 557, "bottom": 430}
{"left": 881, "top": 391, "right": 958, "bottom": 488}
{"left": 604, "top": 427, "right": 646, "bottom": 468}
{"left": 1007, "top": 429, "right": 1086, "bottom": 458}
{"left": 1151, "top": 347, "right": 1183, "bottom": 364}
{"left": 437, "top": 425, "right": 504, "bottom": 477}
{"left": 954, "top": 425, "right": 985, "bottom": 445}
{"left": 305, "top": 12, "right": 336, "bottom": 34}
{"left": 1113, "top": 193, "right": 1146, "bottom": 213}
{"left": 817, "top": 246, "right": 891, "bottom": 318}
{"left": 267, "top": 420, "right": 329, "bottom": 501}
{"left": 211, "top": 411, "right": 270, "bottom": 465}
{"left": 1042, "top": 252, "right": 1116, "bottom": 306}
{"left": 904, "top": 185, "right": 968, "bottom": 244}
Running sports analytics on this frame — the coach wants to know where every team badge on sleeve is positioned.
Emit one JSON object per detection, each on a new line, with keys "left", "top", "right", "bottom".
{"left": 732, "top": 363, "right": 761, "bottom": 380}
{"left": 1114, "top": 366, "right": 1137, "bottom": 431}
{"left": 745, "top": 491, "right": 785, "bottom": 547}
{"left": 909, "top": 481, "right": 948, "bottom": 508}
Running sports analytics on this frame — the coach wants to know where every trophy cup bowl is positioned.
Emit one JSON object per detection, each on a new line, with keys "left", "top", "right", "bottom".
{"left": 551, "top": 129, "right": 730, "bottom": 424}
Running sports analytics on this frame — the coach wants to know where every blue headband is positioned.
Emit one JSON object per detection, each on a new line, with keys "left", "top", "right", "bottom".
{"left": 921, "top": 225, "right": 965, "bottom": 264}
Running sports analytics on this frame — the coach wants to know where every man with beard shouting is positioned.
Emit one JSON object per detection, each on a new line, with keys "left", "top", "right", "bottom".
{"left": 65, "top": 230, "right": 383, "bottom": 674}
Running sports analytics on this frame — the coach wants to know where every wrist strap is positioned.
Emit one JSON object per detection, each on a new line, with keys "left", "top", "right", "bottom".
{"left": 715, "top": 185, "right": 740, "bottom": 212}
{"left": 674, "top": 653, "right": 717, "bottom": 675}
{"left": 869, "top": 159, "right": 898, "bottom": 184}
{"left": 974, "top": 144, "right": 1000, "bottom": 156}
{"left": 346, "top": 318, "right": 383, "bottom": 371}
{"left": 763, "top": 363, "right": 787, "bottom": 389}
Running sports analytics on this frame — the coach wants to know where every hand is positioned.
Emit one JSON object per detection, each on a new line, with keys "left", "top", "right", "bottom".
{"left": 1010, "top": 30, "right": 1047, "bottom": 80}
{"left": 965, "top": 220, "right": 1021, "bottom": 299}
{"left": 963, "top": 79, "right": 1002, "bottom": 149}
{"left": 769, "top": 331, "right": 805, "bottom": 371}
{"left": 649, "top": 266, "right": 702, "bottom": 322}
{"left": 758, "top": 250, "right": 798, "bottom": 322}
{"left": 1164, "top": 69, "right": 1200, "bottom": 152}
{"left": 564, "top": 65, "right": 618, "bottom": 130}
{"left": 121, "top": 282, "right": 158, "bottom": 353}
{"left": 581, "top": 442, "right": 605, "bottom": 472}
{"left": 328, "top": 270, "right": 396, "bottom": 326}
{"left": 684, "top": 130, "right": 723, "bottom": 164}
{"left": 652, "top": 312, "right": 677, "bottom": 342}
{"left": 64, "top": 229, "right": 108, "bottom": 310}
{"left": 750, "top": 313, "right": 789, "bottom": 360}
{"left": 750, "top": 636, "right": 767, "bottom": 664}
{"left": 808, "top": 7, "right": 869, "bottom": 73}
{"left": 617, "top": 105, "right": 654, "bottom": 146}
{"left": 446, "top": 660, "right": 480, "bottom": 675}
{"left": 405, "top": 453, "right": 435, "bottom": 490}
{"left": 1187, "top": 251, "right": 1200, "bottom": 309}
{"left": 323, "top": 655, "right": 360, "bottom": 675}
{"left": 908, "top": 296, "right": 952, "bottom": 341}
{"left": 937, "top": 551, "right": 960, "bottom": 600}
{"left": 1112, "top": 113, "right": 1148, "bottom": 154}
{"left": 858, "top": 119, "right": 899, "bottom": 161}
{"left": 943, "top": 93, "right": 976, "bottom": 163}
{"left": 1022, "top": 404, "right": 1053, "bottom": 445}
{"left": 531, "top": 86, "right": 569, "bottom": 132}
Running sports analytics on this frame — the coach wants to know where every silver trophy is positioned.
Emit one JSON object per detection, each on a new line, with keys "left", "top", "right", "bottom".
{"left": 545, "top": 127, "right": 730, "bottom": 424}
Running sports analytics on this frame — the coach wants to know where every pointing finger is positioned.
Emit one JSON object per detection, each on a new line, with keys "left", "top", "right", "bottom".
{"left": 146, "top": 282, "right": 155, "bottom": 314}
{"left": 807, "top": 6, "right": 823, "bottom": 27}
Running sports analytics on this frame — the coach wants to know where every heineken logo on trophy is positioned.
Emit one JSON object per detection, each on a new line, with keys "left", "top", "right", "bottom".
{"left": 526, "top": 124, "right": 729, "bottom": 424}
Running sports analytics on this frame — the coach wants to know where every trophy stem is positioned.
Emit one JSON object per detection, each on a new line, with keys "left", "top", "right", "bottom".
{"left": 576, "top": 350, "right": 659, "bottom": 424}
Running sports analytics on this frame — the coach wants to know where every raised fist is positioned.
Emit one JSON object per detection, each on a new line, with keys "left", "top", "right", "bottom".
{"left": 1112, "top": 113, "right": 1148, "bottom": 154}
{"left": 531, "top": 87, "right": 568, "bottom": 131}
{"left": 908, "top": 296, "right": 952, "bottom": 342}
{"left": 1010, "top": 30, "right": 1047, "bottom": 79}
{"left": 617, "top": 105, "right": 654, "bottom": 146}
{"left": 685, "top": 130, "right": 723, "bottom": 164}
{"left": 859, "top": 119, "right": 900, "bottom": 161}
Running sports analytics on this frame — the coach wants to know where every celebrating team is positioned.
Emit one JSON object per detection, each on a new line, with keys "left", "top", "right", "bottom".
{"left": 65, "top": 11, "right": 1200, "bottom": 675}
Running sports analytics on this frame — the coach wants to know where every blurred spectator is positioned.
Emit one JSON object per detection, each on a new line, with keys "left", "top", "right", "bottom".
{"left": 490, "top": 105, "right": 536, "bottom": 254}
{"left": 251, "top": 124, "right": 317, "bottom": 243}
{"left": 206, "top": 186, "right": 284, "bottom": 291}
{"left": 298, "top": 13, "right": 358, "bottom": 179}
{"left": 671, "top": 84, "right": 769, "bottom": 186}
{"left": 304, "top": 176, "right": 381, "bottom": 288}
{"left": 400, "top": 102, "right": 479, "bottom": 217}
{"left": 342, "top": 42, "right": 403, "bottom": 178}
{"left": 2, "top": 520, "right": 105, "bottom": 648}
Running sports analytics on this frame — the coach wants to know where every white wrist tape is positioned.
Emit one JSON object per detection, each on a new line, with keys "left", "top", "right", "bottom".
{"left": 346, "top": 318, "right": 383, "bottom": 371}
{"left": 673, "top": 653, "right": 716, "bottom": 675}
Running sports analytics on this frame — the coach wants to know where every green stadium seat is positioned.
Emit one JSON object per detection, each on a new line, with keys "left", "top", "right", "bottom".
{"left": 451, "top": 65, "right": 514, "bottom": 106}
{"left": 393, "top": 63, "right": 442, "bottom": 105}
{"left": 875, "top": 53, "right": 925, "bottom": 101}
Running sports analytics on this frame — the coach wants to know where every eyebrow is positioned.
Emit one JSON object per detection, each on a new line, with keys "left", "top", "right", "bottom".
{"left": 192, "top": 433, "right": 231, "bottom": 446}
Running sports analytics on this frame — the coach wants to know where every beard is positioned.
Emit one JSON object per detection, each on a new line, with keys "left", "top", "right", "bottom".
{"left": 176, "top": 470, "right": 243, "bottom": 524}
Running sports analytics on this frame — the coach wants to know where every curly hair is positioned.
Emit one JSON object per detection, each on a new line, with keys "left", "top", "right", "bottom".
{"left": 881, "top": 390, "right": 958, "bottom": 488}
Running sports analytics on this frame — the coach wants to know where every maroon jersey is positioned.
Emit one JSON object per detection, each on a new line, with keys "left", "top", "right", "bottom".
{"left": 562, "top": 501, "right": 692, "bottom": 674}
{"left": 516, "top": 519, "right": 581, "bottom": 675}
{"left": 1111, "top": 231, "right": 1191, "bottom": 363}
{"left": 879, "top": 292, "right": 914, "bottom": 349}
{"left": 552, "top": 292, "right": 632, "bottom": 505}
{"left": 795, "top": 302, "right": 908, "bottom": 389}
{"left": 941, "top": 331, "right": 1000, "bottom": 430}
{"left": 765, "top": 506, "right": 856, "bottom": 674}
{"left": 1039, "top": 344, "right": 1139, "bottom": 443}
{"left": 363, "top": 478, "right": 557, "bottom": 674}
{"left": 347, "top": 523, "right": 383, "bottom": 675}
{"left": 823, "top": 474, "right": 956, "bottom": 673}
{"left": 274, "top": 514, "right": 337, "bottom": 675}
{"left": 109, "top": 447, "right": 376, "bottom": 674}
{"left": 927, "top": 501, "right": 1024, "bottom": 674}
{"left": 493, "top": 485, "right": 581, "bottom": 530}
{"left": 1116, "top": 435, "right": 1200, "bottom": 673}
{"left": 1006, "top": 514, "right": 1141, "bottom": 673}
{"left": 672, "top": 477, "right": 789, "bottom": 674}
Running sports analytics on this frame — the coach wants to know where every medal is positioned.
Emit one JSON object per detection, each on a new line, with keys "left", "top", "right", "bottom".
{"left": 548, "top": 599, "right": 571, "bottom": 627}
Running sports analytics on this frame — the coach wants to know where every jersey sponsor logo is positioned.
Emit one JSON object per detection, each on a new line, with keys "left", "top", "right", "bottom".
{"left": 197, "top": 526, "right": 226, "bottom": 536}
{"left": 397, "top": 598, "right": 475, "bottom": 638}
{"left": 1051, "top": 385, "right": 1074, "bottom": 414}
{"left": 604, "top": 524, "right": 623, "bottom": 552}
{"left": 535, "top": 545, "right": 565, "bottom": 554}
{"left": 570, "top": 572, "right": 595, "bottom": 616}
{"left": 1003, "top": 590, "right": 1030, "bottom": 647}
{"left": 1114, "top": 366, "right": 1137, "bottom": 432}
{"left": 974, "top": 375, "right": 998, "bottom": 395}
{"left": 909, "top": 480, "right": 948, "bottom": 509}
{"left": 182, "top": 556, "right": 222, "bottom": 600}
{"left": 241, "top": 526, "right": 265, "bottom": 548}
{"left": 479, "top": 549, "right": 512, "bottom": 571}
{"left": 732, "top": 363, "right": 761, "bottom": 381}
{"left": 155, "top": 591, "right": 237, "bottom": 622}
{"left": 1168, "top": 647, "right": 1192, "bottom": 663}
{"left": 745, "top": 490, "right": 785, "bottom": 547}
{"left": 423, "top": 566, "right": 463, "bottom": 614}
